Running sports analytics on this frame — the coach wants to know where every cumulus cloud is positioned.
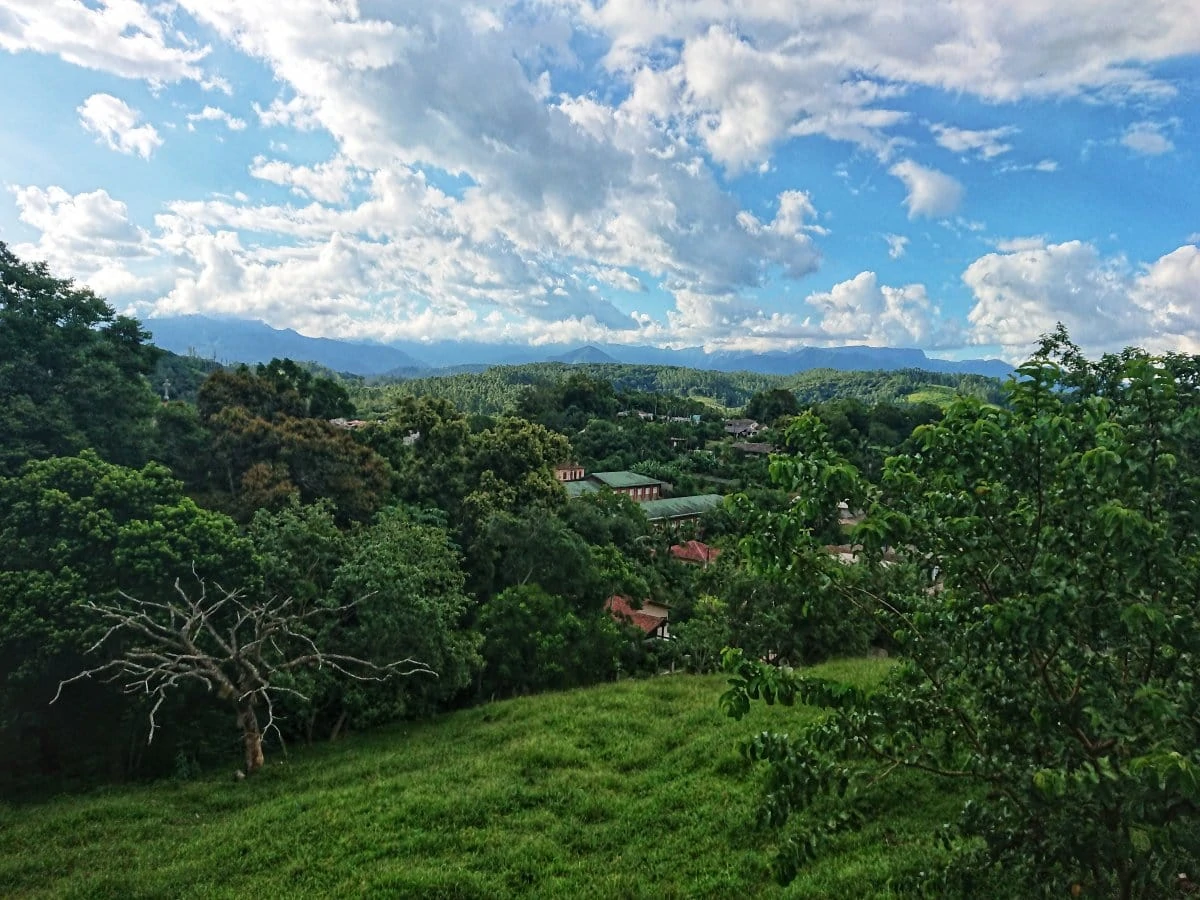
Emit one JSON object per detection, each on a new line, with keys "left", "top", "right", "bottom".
{"left": 187, "top": 106, "right": 247, "bottom": 131}
{"left": 77, "top": 93, "right": 163, "bottom": 158}
{"left": 964, "top": 240, "right": 1200, "bottom": 354}
{"left": 7, "top": 1, "right": 1198, "bottom": 352}
{"left": 248, "top": 155, "right": 356, "bottom": 204}
{"left": 1121, "top": 120, "right": 1177, "bottom": 156}
{"left": 9, "top": 184, "right": 162, "bottom": 297}
{"left": 889, "top": 160, "right": 965, "bottom": 218}
{"left": 805, "top": 271, "right": 940, "bottom": 346}
{"left": 930, "top": 123, "right": 1018, "bottom": 159}
{"left": 0, "top": 0, "right": 220, "bottom": 89}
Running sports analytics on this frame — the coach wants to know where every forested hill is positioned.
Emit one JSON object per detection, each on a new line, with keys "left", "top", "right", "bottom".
{"left": 355, "top": 362, "right": 1006, "bottom": 416}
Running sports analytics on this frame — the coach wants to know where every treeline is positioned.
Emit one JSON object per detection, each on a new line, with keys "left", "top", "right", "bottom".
{"left": 352, "top": 360, "right": 1003, "bottom": 416}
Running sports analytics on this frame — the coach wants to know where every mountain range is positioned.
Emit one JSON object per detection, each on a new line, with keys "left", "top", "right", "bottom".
{"left": 144, "top": 315, "right": 1013, "bottom": 380}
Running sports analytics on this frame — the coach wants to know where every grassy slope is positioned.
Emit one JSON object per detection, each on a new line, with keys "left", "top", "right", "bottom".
{"left": 0, "top": 659, "right": 956, "bottom": 899}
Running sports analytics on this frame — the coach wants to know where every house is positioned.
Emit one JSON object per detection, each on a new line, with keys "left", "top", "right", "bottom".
{"left": 641, "top": 494, "right": 724, "bottom": 528}
{"left": 724, "top": 418, "right": 760, "bottom": 437}
{"left": 670, "top": 540, "right": 722, "bottom": 568}
{"left": 605, "top": 595, "right": 670, "bottom": 639}
{"left": 553, "top": 462, "right": 585, "bottom": 482}
{"left": 586, "top": 471, "right": 666, "bottom": 501}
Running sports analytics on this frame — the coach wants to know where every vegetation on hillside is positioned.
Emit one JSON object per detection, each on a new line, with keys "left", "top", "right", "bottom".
{"left": 4, "top": 241, "right": 1199, "bottom": 897}
{"left": 0, "top": 661, "right": 965, "bottom": 900}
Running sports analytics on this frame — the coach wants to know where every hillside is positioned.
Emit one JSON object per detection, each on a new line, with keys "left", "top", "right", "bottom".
{"left": 0, "top": 660, "right": 957, "bottom": 899}
{"left": 358, "top": 362, "right": 1005, "bottom": 416}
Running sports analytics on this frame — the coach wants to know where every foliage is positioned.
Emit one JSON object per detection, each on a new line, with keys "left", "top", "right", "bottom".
{"left": 669, "top": 595, "right": 732, "bottom": 673}
{"left": 0, "top": 661, "right": 947, "bottom": 899}
{"left": 355, "top": 360, "right": 1001, "bottom": 418}
{"left": 744, "top": 388, "right": 800, "bottom": 424}
{"left": 0, "top": 242, "right": 160, "bottom": 476}
{"left": 196, "top": 367, "right": 392, "bottom": 523}
{"left": 322, "top": 507, "right": 481, "bottom": 726}
{"left": 723, "top": 336, "right": 1200, "bottom": 898}
{"left": 477, "top": 584, "right": 625, "bottom": 697}
{"left": 0, "top": 452, "right": 257, "bottom": 783}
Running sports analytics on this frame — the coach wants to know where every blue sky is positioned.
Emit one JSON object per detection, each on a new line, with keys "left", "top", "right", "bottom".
{"left": 0, "top": 1, "right": 1197, "bottom": 361}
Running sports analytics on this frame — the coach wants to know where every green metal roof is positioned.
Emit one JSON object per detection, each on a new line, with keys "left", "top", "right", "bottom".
{"left": 589, "top": 471, "right": 665, "bottom": 489}
{"left": 564, "top": 480, "right": 600, "bottom": 498}
{"left": 641, "top": 494, "right": 725, "bottom": 520}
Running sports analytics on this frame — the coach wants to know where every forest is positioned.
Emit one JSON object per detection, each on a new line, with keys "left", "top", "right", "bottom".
{"left": 3, "top": 240, "right": 1198, "bottom": 897}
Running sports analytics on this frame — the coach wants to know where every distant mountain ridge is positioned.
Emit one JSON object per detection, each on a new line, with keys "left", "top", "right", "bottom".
{"left": 145, "top": 315, "right": 425, "bottom": 376}
{"left": 145, "top": 315, "right": 1013, "bottom": 380}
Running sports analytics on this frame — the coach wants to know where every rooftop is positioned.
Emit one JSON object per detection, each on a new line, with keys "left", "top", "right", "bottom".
{"left": 641, "top": 494, "right": 724, "bottom": 521}
{"left": 564, "top": 480, "right": 600, "bottom": 498}
{"left": 589, "top": 471, "right": 666, "bottom": 489}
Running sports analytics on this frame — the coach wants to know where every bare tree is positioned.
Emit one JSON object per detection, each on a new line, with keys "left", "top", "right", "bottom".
{"left": 53, "top": 577, "right": 434, "bottom": 774}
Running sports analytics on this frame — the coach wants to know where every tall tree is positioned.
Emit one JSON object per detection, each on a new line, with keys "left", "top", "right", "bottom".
{"left": 0, "top": 242, "right": 159, "bottom": 475}
{"left": 723, "top": 338, "right": 1200, "bottom": 896}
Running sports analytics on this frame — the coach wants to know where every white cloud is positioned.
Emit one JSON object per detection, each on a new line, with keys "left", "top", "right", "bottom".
{"left": 888, "top": 160, "right": 965, "bottom": 219}
{"left": 9, "top": 185, "right": 163, "bottom": 297}
{"left": 930, "top": 123, "right": 1018, "bottom": 159}
{"left": 187, "top": 106, "right": 247, "bottom": 131}
{"left": 964, "top": 240, "right": 1200, "bottom": 355}
{"left": 248, "top": 155, "right": 355, "bottom": 204}
{"left": 77, "top": 93, "right": 163, "bottom": 158}
{"left": 994, "top": 236, "right": 1048, "bottom": 252}
{"left": 884, "top": 233, "right": 909, "bottom": 259}
{"left": 1121, "top": 120, "right": 1176, "bottom": 156}
{"left": 998, "top": 159, "right": 1059, "bottom": 173}
{"left": 0, "top": 0, "right": 220, "bottom": 89}
{"left": 805, "top": 271, "right": 940, "bottom": 346}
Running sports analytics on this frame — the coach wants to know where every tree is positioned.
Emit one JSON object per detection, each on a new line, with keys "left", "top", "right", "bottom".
{"left": 54, "top": 578, "right": 432, "bottom": 775}
{"left": 0, "top": 242, "right": 159, "bottom": 475}
{"left": 477, "top": 584, "right": 621, "bottom": 697}
{"left": 0, "top": 452, "right": 257, "bottom": 780}
{"left": 323, "top": 507, "right": 480, "bottom": 725}
{"left": 722, "top": 337, "right": 1200, "bottom": 897}
{"left": 744, "top": 388, "right": 800, "bottom": 425}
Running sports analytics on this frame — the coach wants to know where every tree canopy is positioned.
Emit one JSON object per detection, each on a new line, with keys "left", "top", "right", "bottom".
{"left": 723, "top": 333, "right": 1200, "bottom": 897}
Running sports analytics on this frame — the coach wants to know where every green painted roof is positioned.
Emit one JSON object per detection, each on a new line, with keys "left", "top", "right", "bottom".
{"left": 564, "top": 480, "right": 600, "bottom": 498}
{"left": 590, "top": 471, "right": 665, "bottom": 489}
{"left": 641, "top": 494, "right": 725, "bottom": 520}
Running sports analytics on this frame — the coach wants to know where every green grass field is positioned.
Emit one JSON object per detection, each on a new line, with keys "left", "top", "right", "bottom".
{"left": 0, "top": 658, "right": 958, "bottom": 899}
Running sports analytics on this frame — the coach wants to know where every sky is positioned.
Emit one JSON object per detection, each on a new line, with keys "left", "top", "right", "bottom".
{"left": 0, "top": 1, "right": 1197, "bottom": 362}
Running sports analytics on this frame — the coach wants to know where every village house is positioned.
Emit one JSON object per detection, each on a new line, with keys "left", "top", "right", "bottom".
{"left": 641, "top": 494, "right": 724, "bottom": 529}
{"left": 724, "top": 418, "right": 761, "bottom": 437}
{"left": 563, "top": 470, "right": 666, "bottom": 501}
{"left": 605, "top": 595, "right": 670, "bottom": 639}
{"left": 553, "top": 462, "right": 585, "bottom": 482}
{"left": 669, "top": 540, "right": 722, "bottom": 568}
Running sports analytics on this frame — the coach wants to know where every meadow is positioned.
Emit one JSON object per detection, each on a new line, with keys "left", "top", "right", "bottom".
{"left": 0, "top": 659, "right": 957, "bottom": 899}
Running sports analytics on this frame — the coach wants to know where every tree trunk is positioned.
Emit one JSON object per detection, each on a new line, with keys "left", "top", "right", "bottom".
{"left": 236, "top": 701, "right": 265, "bottom": 775}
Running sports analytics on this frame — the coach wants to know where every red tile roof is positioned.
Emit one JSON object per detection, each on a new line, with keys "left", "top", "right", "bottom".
{"left": 669, "top": 540, "right": 722, "bottom": 565}
{"left": 605, "top": 595, "right": 667, "bottom": 635}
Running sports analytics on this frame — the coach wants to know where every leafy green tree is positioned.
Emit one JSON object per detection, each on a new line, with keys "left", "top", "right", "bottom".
{"left": 722, "top": 339, "right": 1200, "bottom": 897}
{"left": 321, "top": 507, "right": 481, "bottom": 727}
{"left": 0, "top": 452, "right": 257, "bottom": 781}
{"left": 744, "top": 388, "right": 800, "bottom": 425}
{"left": 0, "top": 243, "right": 159, "bottom": 475}
{"left": 477, "top": 584, "right": 622, "bottom": 697}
